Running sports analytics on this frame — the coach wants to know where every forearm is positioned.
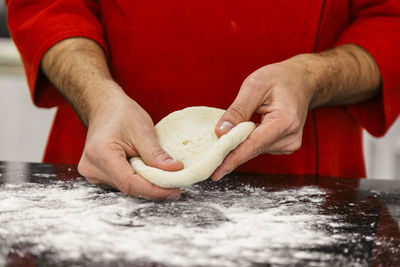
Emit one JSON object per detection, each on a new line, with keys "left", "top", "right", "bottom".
{"left": 213, "top": 44, "right": 382, "bottom": 179}
{"left": 41, "top": 37, "right": 124, "bottom": 126}
{"left": 295, "top": 44, "right": 381, "bottom": 109}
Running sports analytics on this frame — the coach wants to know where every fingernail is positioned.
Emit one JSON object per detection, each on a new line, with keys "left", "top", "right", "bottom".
{"left": 163, "top": 158, "right": 173, "bottom": 163}
{"left": 219, "top": 121, "right": 234, "bottom": 132}
{"left": 166, "top": 192, "right": 180, "bottom": 200}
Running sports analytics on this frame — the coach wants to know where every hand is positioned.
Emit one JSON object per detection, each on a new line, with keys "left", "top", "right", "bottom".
{"left": 78, "top": 89, "right": 184, "bottom": 200}
{"left": 40, "top": 38, "right": 184, "bottom": 200}
{"left": 211, "top": 56, "right": 317, "bottom": 181}
{"left": 211, "top": 45, "right": 381, "bottom": 181}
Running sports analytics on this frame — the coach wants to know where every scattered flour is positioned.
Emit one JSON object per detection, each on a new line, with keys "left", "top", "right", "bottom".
{"left": 32, "top": 173, "right": 57, "bottom": 178}
{"left": 0, "top": 179, "right": 369, "bottom": 266}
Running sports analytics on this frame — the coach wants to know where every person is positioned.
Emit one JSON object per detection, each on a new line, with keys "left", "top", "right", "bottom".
{"left": 6, "top": 0, "right": 400, "bottom": 200}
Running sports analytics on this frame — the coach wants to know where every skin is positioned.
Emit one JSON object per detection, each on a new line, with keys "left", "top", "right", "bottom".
{"left": 41, "top": 38, "right": 183, "bottom": 200}
{"left": 41, "top": 38, "right": 381, "bottom": 199}
{"left": 211, "top": 45, "right": 381, "bottom": 181}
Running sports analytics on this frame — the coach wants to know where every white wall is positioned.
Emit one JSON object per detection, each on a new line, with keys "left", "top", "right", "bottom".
{"left": 363, "top": 122, "right": 400, "bottom": 180}
{"left": 0, "top": 38, "right": 56, "bottom": 162}
{"left": 0, "top": 72, "right": 56, "bottom": 162}
{"left": 0, "top": 39, "right": 399, "bottom": 179}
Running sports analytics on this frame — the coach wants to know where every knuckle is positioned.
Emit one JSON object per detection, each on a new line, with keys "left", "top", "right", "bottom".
{"left": 77, "top": 160, "right": 91, "bottom": 178}
{"left": 104, "top": 140, "right": 123, "bottom": 152}
{"left": 243, "top": 74, "right": 262, "bottom": 89}
{"left": 87, "top": 137, "right": 121, "bottom": 153}
{"left": 118, "top": 181, "right": 131, "bottom": 195}
{"left": 150, "top": 147, "right": 168, "bottom": 160}
{"left": 78, "top": 160, "right": 102, "bottom": 185}
{"left": 149, "top": 189, "right": 169, "bottom": 201}
{"left": 245, "top": 137, "right": 264, "bottom": 157}
{"left": 279, "top": 111, "right": 301, "bottom": 135}
{"left": 253, "top": 144, "right": 265, "bottom": 157}
{"left": 287, "top": 125, "right": 299, "bottom": 135}
{"left": 285, "top": 140, "right": 302, "bottom": 154}
{"left": 83, "top": 141, "right": 107, "bottom": 163}
{"left": 289, "top": 118, "right": 302, "bottom": 133}
{"left": 293, "top": 140, "right": 302, "bottom": 150}
{"left": 228, "top": 103, "right": 249, "bottom": 122}
{"left": 86, "top": 177, "right": 102, "bottom": 185}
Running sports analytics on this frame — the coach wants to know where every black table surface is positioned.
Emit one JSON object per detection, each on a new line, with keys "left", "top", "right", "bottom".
{"left": 1, "top": 161, "right": 399, "bottom": 267}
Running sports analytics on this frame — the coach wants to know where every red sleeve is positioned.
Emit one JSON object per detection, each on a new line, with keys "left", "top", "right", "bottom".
{"left": 335, "top": 0, "right": 400, "bottom": 137}
{"left": 6, "top": 0, "right": 108, "bottom": 108}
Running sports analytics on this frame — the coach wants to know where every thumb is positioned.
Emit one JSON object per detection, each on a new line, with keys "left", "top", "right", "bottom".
{"left": 142, "top": 144, "right": 184, "bottom": 171}
{"left": 215, "top": 86, "right": 261, "bottom": 138}
{"left": 135, "top": 133, "right": 184, "bottom": 172}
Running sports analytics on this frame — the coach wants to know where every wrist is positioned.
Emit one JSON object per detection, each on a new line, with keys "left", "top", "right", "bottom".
{"left": 289, "top": 45, "right": 381, "bottom": 110}
{"left": 83, "top": 79, "right": 128, "bottom": 126}
{"left": 41, "top": 38, "right": 125, "bottom": 127}
{"left": 284, "top": 53, "right": 326, "bottom": 109}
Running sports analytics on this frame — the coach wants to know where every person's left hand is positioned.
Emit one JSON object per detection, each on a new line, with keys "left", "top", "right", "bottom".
{"left": 211, "top": 55, "right": 317, "bottom": 181}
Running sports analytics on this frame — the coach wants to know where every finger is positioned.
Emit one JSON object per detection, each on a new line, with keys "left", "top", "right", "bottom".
{"left": 215, "top": 76, "right": 264, "bottom": 137}
{"left": 78, "top": 151, "right": 110, "bottom": 184}
{"left": 125, "top": 173, "right": 181, "bottom": 200}
{"left": 105, "top": 149, "right": 181, "bottom": 200}
{"left": 119, "top": 142, "right": 139, "bottom": 158}
{"left": 211, "top": 120, "right": 282, "bottom": 181}
{"left": 79, "top": 145, "right": 181, "bottom": 200}
{"left": 264, "top": 133, "right": 302, "bottom": 155}
{"left": 133, "top": 128, "right": 184, "bottom": 172}
{"left": 79, "top": 163, "right": 122, "bottom": 193}
{"left": 210, "top": 139, "right": 257, "bottom": 182}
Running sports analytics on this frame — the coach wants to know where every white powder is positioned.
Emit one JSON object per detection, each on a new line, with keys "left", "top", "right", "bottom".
{"left": 0, "top": 179, "right": 368, "bottom": 266}
{"left": 32, "top": 173, "right": 57, "bottom": 178}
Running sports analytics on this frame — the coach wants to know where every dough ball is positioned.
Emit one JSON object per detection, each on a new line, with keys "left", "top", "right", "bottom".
{"left": 130, "top": 106, "right": 255, "bottom": 188}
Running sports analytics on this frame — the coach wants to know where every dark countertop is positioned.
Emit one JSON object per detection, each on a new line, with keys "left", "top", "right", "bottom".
{"left": 1, "top": 161, "right": 399, "bottom": 266}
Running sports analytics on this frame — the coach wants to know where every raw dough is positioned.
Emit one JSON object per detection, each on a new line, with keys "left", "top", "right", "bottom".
{"left": 130, "top": 106, "right": 255, "bottom": 188}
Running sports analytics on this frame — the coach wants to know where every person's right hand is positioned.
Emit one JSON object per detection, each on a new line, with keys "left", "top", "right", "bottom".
{"left": 40, "top": 38, "right": 183, "bottom": 200}
{"left": 77, "top": 89, "right": 184, "bottom": 200}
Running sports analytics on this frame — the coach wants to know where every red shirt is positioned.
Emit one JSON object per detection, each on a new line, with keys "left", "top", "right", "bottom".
{"left": 6, "top": 0, "right": 400, "bottom": 177}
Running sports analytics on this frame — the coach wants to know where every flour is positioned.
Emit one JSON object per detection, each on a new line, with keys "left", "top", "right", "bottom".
{"left": 0, "top": 179, "right": 370, "bottom": 266}
{"left": 32, "top": 173, "right": 57, "bottom": 178}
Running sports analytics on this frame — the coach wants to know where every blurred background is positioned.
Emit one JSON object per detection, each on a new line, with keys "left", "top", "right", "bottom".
{"left": 0, "top": 2, "right": 399, "bottom": 179}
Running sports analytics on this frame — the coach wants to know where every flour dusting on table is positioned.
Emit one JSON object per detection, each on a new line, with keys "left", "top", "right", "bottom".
{"left": 0, "top": 179, "right": 370, "bottom": 266}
